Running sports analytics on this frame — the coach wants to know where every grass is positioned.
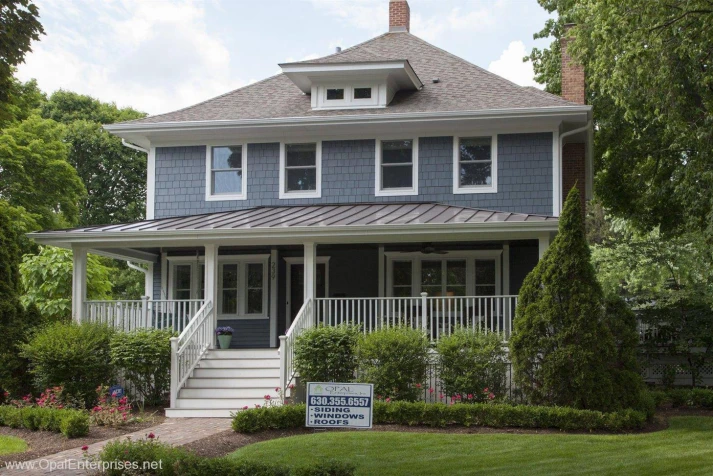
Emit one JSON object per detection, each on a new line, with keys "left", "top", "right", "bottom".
{"left": 0, "top": 435, "right": 28, "bottom": 456}
{"left": 230, "top": 417, "right": 713, "bottom": 475}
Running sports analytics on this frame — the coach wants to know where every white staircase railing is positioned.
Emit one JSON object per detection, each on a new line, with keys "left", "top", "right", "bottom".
{"left": 169, "top": 301, "right": 214, "bottom": 408}
{"left": 84, "top": 298, "right": 205, "bottom": 333}
{"left": 279, "top": 297, "right": 314, "bottom": 399}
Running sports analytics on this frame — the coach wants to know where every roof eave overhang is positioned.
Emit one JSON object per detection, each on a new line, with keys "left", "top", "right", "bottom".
{"left": 104, "top": 105, "right": 592, "bottom": 135}
{"left": 279, "top": 60, "right": 423, "bottom": 93}
{"left": 29, "top": 220, "right": 558, "bottom": 248}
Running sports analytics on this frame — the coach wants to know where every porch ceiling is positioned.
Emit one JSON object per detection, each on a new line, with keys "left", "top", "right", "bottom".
{"left": 29, "top": 202, "right": 558, "bottom": 248}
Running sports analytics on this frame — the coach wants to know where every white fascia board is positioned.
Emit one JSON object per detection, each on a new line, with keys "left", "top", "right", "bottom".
{"left": 103, "top": 106, "right": 592, "bottom": 134}
{"left": 279, "top": 60, "right": 423, "bottom": 92}
{"left": 29, "top": 220, "right": 559, "bottom": 247}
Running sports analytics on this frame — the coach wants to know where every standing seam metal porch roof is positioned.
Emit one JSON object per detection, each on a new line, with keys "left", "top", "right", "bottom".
{"left": 34, "top": 203, "right": 558, "bottom": 236}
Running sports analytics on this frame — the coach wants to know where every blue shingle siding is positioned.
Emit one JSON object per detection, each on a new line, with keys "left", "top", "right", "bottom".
{"left": 217, "top": 319, "right": 270, "bottom": 349}
{"left": 153, "top": 133, "right": 553, "bottom": 218}
{"left": 152, "top": 260, "right": 162, "bottom": 300}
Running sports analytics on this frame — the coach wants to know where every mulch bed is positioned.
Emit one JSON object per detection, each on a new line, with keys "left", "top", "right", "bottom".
{"left": 182, "top": 413, "right": 685, "bottom": 459}
{"left": 0, "top": 407, "right": 166, "bottom": 467}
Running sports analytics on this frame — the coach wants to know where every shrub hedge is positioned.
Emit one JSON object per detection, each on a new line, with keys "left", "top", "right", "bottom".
{"left": 294, "top": 325, "right": 360, "bottom": 384}
{"left": 0, "top": 405, "right": 90, "bottom": 437}
{"left": 232, "top": 401, "right": 647, "bottom": 433}
{"left": 650, "top": 388, "right": 713, "bottom": 409}
{"left": 99, "top": 437, "right": 356, "bottom": 476}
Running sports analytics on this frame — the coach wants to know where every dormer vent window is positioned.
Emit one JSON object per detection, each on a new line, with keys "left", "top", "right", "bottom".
{"left": 326, "top": 88, "right": 344, "bottom": 100}
{"left": 354, "top": 87, "right": 372, "bottom": 99}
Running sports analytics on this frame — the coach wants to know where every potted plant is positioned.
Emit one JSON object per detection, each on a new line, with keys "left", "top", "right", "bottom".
{"left": 215, "top": 326, "right": 234, "bottom": 349}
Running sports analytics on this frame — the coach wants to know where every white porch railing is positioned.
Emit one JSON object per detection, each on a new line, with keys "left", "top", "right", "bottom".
{"left": 315, "top": 294, "right": 518, "bottom": 341}
{"left": 83, "top": 298, "right": 205, "bottom": 332}
{"left": 169, "top": 301, "right": 214, "bottom": 407}
{"left": 279, "top": 297, "right": 314, "bottom": 396}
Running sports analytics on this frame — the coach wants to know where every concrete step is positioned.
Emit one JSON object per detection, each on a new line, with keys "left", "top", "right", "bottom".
{"left": 204, "top": 349, "right": 279, "bottom": 360}
{"left": 179, "top": 387, "right": 280, "bottom": 399}
{"left": 185, "top": 377, "right": 280, "bottom": 389}
{"left": 165, "top": 408, "right": 241, "bottom": 418}
{"left": 197, "top": 359, "right": 279, "bottom": 369}
{"left": 175, "top": 397, "right": 267, "bottom": 409}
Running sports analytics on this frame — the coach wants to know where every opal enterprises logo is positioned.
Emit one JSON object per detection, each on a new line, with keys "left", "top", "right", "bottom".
{"left": 314, "top": 384, "right": 370, "bottom": 396}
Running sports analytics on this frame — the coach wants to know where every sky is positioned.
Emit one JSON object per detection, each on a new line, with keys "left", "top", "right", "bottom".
{"left": 16, "top": 0, "right": 555, "bottom": 116}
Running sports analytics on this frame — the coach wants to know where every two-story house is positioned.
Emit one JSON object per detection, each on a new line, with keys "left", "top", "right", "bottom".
{"left": 31, "top": 0, "right": 592, "bottom": 417}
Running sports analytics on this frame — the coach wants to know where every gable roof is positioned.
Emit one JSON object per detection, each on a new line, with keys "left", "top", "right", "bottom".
{"left": 120, "top": 33, "right": 580, "bottom": 126}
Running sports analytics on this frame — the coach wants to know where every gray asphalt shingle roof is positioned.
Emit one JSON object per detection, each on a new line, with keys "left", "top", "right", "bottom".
{"left": 36, "top": 203, "right": 558, "bottom": 235}
{"left": 122, "top": 32, "right": 578, "bottom": 125}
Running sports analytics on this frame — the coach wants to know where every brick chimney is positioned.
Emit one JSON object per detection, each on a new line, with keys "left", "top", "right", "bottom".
{"left": 389, "top": 0, "right": 410, "bottom": 32}
{"left": 560, "top": 23, "right": 585, "bottom": 104}
{"left": 560, "top": 23, "right": 587, "bottom": 212}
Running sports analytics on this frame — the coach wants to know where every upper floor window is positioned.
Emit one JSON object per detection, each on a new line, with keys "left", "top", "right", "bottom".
{"left": 453, "top": 136, "right": 497, "bottom": 194}
{"left": 279, "top": 142, "right": 322, "bottom": 199}
{"left": 375, "top": 138, "right": 418, "bottom": 196}
{"left": 206, "top": 145, "right": 246, "bottom": 201}
{"left": 326, "top": 88, "right": 344, "bottom": 100}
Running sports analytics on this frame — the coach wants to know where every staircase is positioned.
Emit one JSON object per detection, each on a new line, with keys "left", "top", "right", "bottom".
{"left": 165, "top": 348, "right": 280, "bottom": 418}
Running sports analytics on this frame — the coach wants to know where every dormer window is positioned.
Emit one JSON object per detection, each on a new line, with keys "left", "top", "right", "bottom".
{"left": 354, "top": 87, "right": 372, "bottom": 99}
{"left": 326, "top": 88, "right": 344, "bottom": 100}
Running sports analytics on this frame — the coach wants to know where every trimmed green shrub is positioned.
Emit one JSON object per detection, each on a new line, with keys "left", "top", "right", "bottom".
{"left": 510, "top": 187, "right": 645, "bottom": 412}
{"left": 436, "top": 329, "right": 507, "bottom": 401}
{"left": 650, "top": 388, "right": 713, "bottom": 409}
{"left": 294, "top": 325, "right": 359, "bottom": 384}
{"left": 0, "top": 405, "right": 89, "bottom": 437}
{"left": 231, "top": 401, "right": 646, "bottom": 433}
{"left": 232, "top": 404, "right": 306, "bottom": 434}
{"left": 110, "top": 328, "right": 176, "bottom": 406}
{"left": 356, "top": 326, "right": 430, "bottom": 401}
{"left": 21, "top": 321, "right": 115, "bottom": 407}
{"left": 99, "top": 436, "right": 355, "bottom": 475}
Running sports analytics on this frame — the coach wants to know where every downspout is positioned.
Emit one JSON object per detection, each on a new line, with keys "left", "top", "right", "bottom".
{"left": 127, "top": 261, "right": 153, "bottom": 299}
{"left": 121, "top": 138, "right": 149, "bottom": 154}
{"left": 558, "top": 120, "right": 592, "bottom": 211}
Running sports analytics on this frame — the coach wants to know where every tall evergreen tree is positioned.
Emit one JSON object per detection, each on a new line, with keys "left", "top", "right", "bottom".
{"left": 510, "top": 187, "right": 644, "bottom": 412}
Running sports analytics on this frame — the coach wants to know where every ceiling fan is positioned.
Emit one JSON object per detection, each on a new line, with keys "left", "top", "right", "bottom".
{"left": 401, "top": 243, "right": 448, "bottom": 255}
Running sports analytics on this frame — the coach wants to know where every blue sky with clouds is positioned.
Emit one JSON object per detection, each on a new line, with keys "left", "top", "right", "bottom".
{"left": 17, "top": 0, "right": 555, "bottom": 116}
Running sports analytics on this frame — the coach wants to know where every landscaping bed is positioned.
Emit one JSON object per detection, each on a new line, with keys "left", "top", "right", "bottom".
{"left": 0, "top": 408, "right": 164, "bottom": 467}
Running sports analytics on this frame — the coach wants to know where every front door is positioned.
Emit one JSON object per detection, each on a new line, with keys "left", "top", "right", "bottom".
{"left": 286, "top": 262, "right": 327, "bottom": 328}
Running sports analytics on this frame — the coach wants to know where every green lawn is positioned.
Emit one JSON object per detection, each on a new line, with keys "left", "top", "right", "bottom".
{"left": 230, "top": 417, "right": 713, "bottom": 475}
{"left": 0, "top": 435, "right": 27, "bottom": 456}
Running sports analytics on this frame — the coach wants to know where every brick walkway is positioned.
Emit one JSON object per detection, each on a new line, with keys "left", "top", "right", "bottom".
{"left": 1, "top": 418, "right": 231, "bottom": 475}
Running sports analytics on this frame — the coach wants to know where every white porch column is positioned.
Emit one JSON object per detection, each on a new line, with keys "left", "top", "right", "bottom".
{"left": 538, "top": 234, "right": 551, "bottom": 260}
{"left": 303, "top": 242, "right": 316, "bottom": 302}
{"left": 145, "top": 263, "right": 154, "bottom": 299}
{"left": 71, "top": 247, "right": 88, "bottom": 323}
{"left": 204, "top": 244, "right": 219, "bottom": 347}
{"left": 270, "top": 248, "right": 278, "bottom": 347}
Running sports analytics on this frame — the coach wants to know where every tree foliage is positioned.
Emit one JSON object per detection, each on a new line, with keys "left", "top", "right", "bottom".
{"left": 510, "top": 188, "right": 644, "bottom": 412}
{"left": 0, "top": 1, "right": 44, "bottom": 123}
{"left": 527, "top": 0, "right": 713, "bottom": 237}
{"left": 20, "top": 246, "right": 112, "bottom": 320}
{"left": 0, "top": 115, "right": 86, "bottom": 229}
{"left": 40, "top": 91, "right": 147, "bottom": 226}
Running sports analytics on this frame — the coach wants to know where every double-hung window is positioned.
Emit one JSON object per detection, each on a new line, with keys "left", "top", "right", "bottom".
{"left": 376, "top": 138, "right": 418, "bottom": 196}
{"left": 206, "top": 145, "right": 246, "bottom": 200}
{"left": 453, "top": 136, "right": 497, "bottom": 193}
{"left": 279, "top": 142, "right": 321, "bottom": 198}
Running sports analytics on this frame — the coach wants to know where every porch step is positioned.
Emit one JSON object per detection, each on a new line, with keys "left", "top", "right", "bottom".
{"left": 186, "top": 377, "right": 279, "bottom": 388}
{"left": 168, "top": 347, "right": 281, "bottom": 418}
{"left": 174, "top": 397, "right": 268, "bottom": 409}
{"left": 164, "top": 408, "right": 242, "bottom": 418}
{"left": 193, "top": 367, "right": 279, "bottom": 378}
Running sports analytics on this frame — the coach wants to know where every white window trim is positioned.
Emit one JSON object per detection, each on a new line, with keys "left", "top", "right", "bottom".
{"left": 452, "top": 135, "right": 498, "bottom": 194}
{"left": 375, "top": 138, "right": 419, "bottom": 197}
{"left": 279, "top": 141, "right": 322, "bottom": 199}
{"left": 384, "top": 250, "right": 502, "bottom": 297}
{"left": 167, "top": 256, "right": 205, "bottom": 301}
{"left": 217, "top": 255, "right": 270, "bottom": 320}
{"left": 205, "top": 144, "right": 247, "bottom": 201}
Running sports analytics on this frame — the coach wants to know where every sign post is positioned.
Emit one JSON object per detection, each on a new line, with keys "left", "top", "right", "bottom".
{"left": 306, "top": 382, "right": 374, "bottom": 429}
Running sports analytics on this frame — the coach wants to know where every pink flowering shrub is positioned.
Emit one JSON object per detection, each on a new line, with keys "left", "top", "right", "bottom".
{"left": 90, "top": 385, "right": 133, "bottom": 427}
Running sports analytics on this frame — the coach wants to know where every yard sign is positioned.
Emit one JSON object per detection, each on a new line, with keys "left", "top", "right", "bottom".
{"left": 306, "top": 382, "right": 374, "bottom": 429}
